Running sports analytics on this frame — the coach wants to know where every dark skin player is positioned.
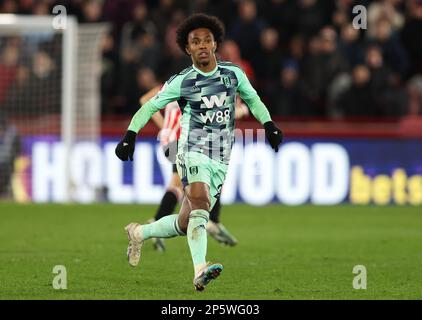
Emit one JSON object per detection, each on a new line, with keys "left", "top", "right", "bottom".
{"left": 177, "top": 27, "right": 219, "bottom": 233}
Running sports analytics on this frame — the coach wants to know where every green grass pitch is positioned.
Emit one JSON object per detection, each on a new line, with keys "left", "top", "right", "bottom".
{"left": 0, "top": 203, "right": 421, "bottom": 300}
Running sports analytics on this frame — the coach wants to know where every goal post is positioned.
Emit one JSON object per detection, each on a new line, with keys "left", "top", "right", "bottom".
{"left": 61, "top": 15, "right": 77, "bottom": 203}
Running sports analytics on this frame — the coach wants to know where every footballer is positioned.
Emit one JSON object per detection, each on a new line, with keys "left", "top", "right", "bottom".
{"left": 115, "top": 13, "right": 283, "bottom": 291}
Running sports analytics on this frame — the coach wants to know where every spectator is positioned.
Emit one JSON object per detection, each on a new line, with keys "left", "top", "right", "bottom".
{"left": 367, "top": 0, "right": 405, "bottom": 38}
{"left": 401, "top": 0, "right": 422, "bottom": 77}
{"left": 295, "top": 0, "right": 328, "bottom": 38}
{"left": 228, "top": 0, "right": 267, "bottom": 70}
{"left": 368, "top": 17, "right": 408, "bottom": 79}
{"left": 255, "top": 28, "right": 283, "bottom": 98}
{"left": 366, "top": 45, "right": 408, "bottom": 116}
{"left": 3, "top": 50, "right": 60, "bottom": 116}
{"left": 25, "top": 51, "right": 60, "bottom": 114}
{"left": 260, "top": 0, "right": 297, "bottom": 44}
{"left": 270, "top": 59, "right": 312, "bottom": 116}
{"left": 101, "top": 33, "right": 119, "bottom": 115}
{"left": 303, "top": 26, "right": 349, "bottom": 114}
{"left": 137, "top": 67, "right": 160, "bottom": 95}
{"left": 120, "top": 2, "right": 158, "bottom": 50}
{"left": 151, "top": 0, "right": 177, "bottom": 39}
{"left": 116, "top": 46, "right": 139, "bottom": 113}
{"left": 302, "top": 35, "right": 322, "bottom": 100}
{"left": 3, "top": 65, "right": 30, "bottom": 116}
{"left": 338, "top": 65, "right": 376, "bottom": 116}
{"left": 80, "top": 0, "right": 104, "bottom": 23}
{"left": 338, "top": 23, "right": 364, "bottom": 68}
{"left": 123, "top": 67, "right": 159, "bottom": 114}
{"left": 157, "top": 9, "right": 191, "bottom": 78}
{"left": 256, "top": 28, "right": 283, "bottom": 81}
{"left": 366, "top": 45, "right": 392, "bottom": 94}
{"left": 327, "top": 71, "right": 352, "bottom": 118}
{"left": 164, "top": 10, "right": 187, "bottom": 58}
{"left": 119, "top": 5, "right": 162, "bottom": 76}
{"left": 331, "top": 1, "right": 349, "bottom": 30}
{"left": 218, "top": 40, "right": 255, "bottom": 84}
{"left": 103, "top": 0, "right": 140, "bottom": 38}
{"left": 135, "top": 29, "right": 162, "bottom": 73}
{"left": 287, "top": 34, "right": 306, "bottom": 64}
{"left": 0, "top": 43, "right": 19, "bottom": 106}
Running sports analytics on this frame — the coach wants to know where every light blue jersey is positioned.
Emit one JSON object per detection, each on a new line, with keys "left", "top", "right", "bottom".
{"left": 128, "top": 61, "right": 272, "bottom": 164}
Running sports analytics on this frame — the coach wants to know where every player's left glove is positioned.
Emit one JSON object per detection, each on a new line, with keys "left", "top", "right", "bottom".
{"left": 115, "top": 130, "right": 137, "bottom": 161}
{"left": 264, "top": 121, "right": 283, "bottom": 152}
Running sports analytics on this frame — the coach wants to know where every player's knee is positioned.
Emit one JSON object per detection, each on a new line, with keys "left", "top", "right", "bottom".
{"left": 188, "top": 194, "right": 210, "bottom": 211}
{"left": 186, "top": 183, "right": 211, "bottom": 211}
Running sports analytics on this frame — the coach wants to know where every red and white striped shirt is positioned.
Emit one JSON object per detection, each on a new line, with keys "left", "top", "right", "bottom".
{"left": 159, "top": 101, "right": 181, "bottom": 146}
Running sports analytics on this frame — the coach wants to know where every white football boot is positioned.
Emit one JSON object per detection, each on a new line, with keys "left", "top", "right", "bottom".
{"left": 125, "top": 222, "right": 144, "bottom": 267}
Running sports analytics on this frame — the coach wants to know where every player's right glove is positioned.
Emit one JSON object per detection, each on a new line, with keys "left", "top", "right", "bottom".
{"left": 264, "top": 121, "right": 283, "bottom": 152}
{"left": 115, "top": 130, "right": 137, "bottom": 161}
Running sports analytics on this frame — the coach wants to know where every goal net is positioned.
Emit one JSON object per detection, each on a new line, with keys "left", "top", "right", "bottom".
{"left": 0, "top": 15, "right": 108, "bottom": 203}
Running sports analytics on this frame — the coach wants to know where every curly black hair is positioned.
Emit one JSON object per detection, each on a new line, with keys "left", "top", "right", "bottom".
{"left": 176, "top": 13, "right": 225, "bottom": 55}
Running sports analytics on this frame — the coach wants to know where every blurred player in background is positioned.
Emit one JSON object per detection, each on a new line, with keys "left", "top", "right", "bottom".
{"left": 140, "top": 85, "right": 249, "bottom": 251}
{"left": 0, "top": 113, "right": 21, "bottom": 198}
{"left": 116, "top": 14, "right": 283, "bottom": 291}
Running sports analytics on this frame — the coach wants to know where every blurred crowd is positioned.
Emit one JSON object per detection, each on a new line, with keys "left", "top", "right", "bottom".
{"left": 1, "top": 0, "right": 422, "bottom": 118}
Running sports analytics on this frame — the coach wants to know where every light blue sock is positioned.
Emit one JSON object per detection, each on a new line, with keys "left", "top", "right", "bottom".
{"left": 187, "top": 209, "right": 209, "bottom": 267}
{"left": 142, "top": 214, "right": 184, "bottom": 240}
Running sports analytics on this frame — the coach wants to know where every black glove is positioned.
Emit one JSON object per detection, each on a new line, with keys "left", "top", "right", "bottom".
{"left": 115, "top": 130, "right": 137, "bottom": 161}
{"left": 264, "top": 121, "right": 283, "bottom": 152}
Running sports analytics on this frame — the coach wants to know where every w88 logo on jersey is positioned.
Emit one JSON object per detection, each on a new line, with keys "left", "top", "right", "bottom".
{"left": 200, "top": 109, "right": 231, "bottom": 124}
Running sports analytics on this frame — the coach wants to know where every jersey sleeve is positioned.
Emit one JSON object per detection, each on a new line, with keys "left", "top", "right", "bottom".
{"left": 128, "top": 76, "right": 182, "bottom": 133}
{"left": 234, "top": 68, "right": 272, "bottom": 125}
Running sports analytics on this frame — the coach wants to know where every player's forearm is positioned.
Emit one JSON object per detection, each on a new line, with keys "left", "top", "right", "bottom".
{"left": 246, "top": 96, "right": 272, "bottom": 124}
{"left": 127, "top": 100, "right": 161, "bottom": 133}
